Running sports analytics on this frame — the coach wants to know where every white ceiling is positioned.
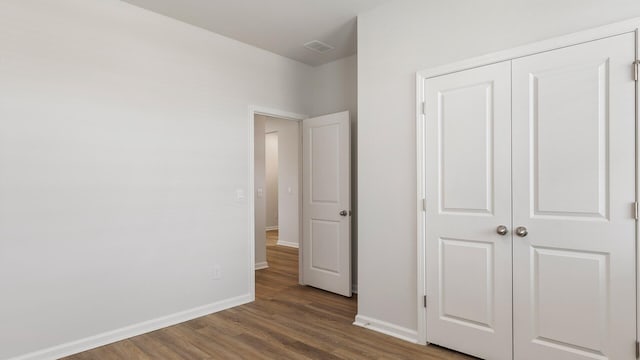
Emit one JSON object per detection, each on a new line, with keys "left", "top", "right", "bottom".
{"left": 121, "top": 0, "right": 390, "bottom": 66}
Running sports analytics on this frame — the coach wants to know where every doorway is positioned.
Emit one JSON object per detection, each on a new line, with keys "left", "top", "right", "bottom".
{"left": 265, "top": 131, "right": 279, "bottom": 240}
{"left": 254, "top": 114, "right": 301, "bottom": 280}
{"left": 249, "top": 107, "right": 306, "bottom": 301}
{"left": 249, "top": 106, "right": 353, "bottom": 301}
{"left": 265, "top": 130, "right": 280, "bottom": 252}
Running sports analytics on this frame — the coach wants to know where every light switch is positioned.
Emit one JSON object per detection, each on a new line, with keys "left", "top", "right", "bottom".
{"left": 257, "top": 188, "right": 264, "bottom": 198}
{"left": 236, "top": 189, "right": 245, "bottom": 200}
{"left": 288, "top": 187, "right": 293, "bottom": 194}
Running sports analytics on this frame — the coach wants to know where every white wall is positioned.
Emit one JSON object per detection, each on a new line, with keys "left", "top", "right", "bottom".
{"left": 357, "top": 0, "right": 640, "bottom": 339}
{"left": 0, "top": 0, "right": 312, "bottom": 358}
{"left": 309, "top": 55, "right": 357, "bottom": 118}
{"left": 254, "top": 116, "right": 267, "bottom": 268}
{"left": 265, "top": 117, "right": 300, "bottom": 248}
{"left": 308, "top": 55, "right": 358, "bottom": 289}
{"left": 265, "top": 132, "right": 279, "bottom": 229}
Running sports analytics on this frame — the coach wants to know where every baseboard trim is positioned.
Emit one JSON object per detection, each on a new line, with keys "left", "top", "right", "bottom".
{"left": 265, "top": 226, "right": 279, "bottom": 231}
{"left": 277, "top": 240, "right": 299, "bottom": 248}
{"left": 353, "top": 314, "right": 418, "bottom": 344}
{"left": 255, "top": 261, "right": 269, "bottom": 270}
{"left": 9, "top": 294, "right": 253, "bottom": 360}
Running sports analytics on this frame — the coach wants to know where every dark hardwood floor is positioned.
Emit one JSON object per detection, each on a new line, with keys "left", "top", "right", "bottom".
{"left": 63, "top": 232, "right": 473, "bottom": 359}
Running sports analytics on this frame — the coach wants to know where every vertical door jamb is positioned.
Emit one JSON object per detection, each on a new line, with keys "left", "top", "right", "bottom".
{"left": 416, "top": 73, "right": 428, "bottom": 345}
{"left": 634, "top": 27, "right": 640, "bottom": 356}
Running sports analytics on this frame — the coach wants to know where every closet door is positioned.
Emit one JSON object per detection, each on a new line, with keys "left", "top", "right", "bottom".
{"left": 512, "top": 33, "right": 636, "bottom": 360}
{"left": 425, "top": 61, "right": 512, "bottom": 360}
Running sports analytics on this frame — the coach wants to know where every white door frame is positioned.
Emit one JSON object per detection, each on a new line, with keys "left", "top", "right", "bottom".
{"left": 415, "top": 18, "right": 640, "bottom": 345}
{"left": 248, "top": 105, "right": 307, "bottom": 301}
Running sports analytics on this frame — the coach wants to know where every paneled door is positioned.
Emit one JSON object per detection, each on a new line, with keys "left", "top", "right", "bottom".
{"left": 302, "top": 111, "right": 351, "bottom": 297}
{"left": 512, "top": 33, "right": 636, "bottom": 360}
{"left": 425, "top": 61, "right": 513, "bottom": 360}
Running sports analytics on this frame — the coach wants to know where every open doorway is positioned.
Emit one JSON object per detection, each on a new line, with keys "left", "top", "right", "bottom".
{"left": 249, "top": 106, "right": 352, "bottom": 300}
{"left": 254, "top": 114, "right": 301, "bottom": 260}
{"left": 264, "top": 131, "right": 279, "bottom": 244}
{"left": 253, "top": 111, "right": 303, "bottom": 299}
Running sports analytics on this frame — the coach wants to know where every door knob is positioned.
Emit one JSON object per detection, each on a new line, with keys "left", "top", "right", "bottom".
{"left": 339, "top": 210, "right": 348, "bottom": 217}
{"left": 515, "top": 226, "right": 528, "bottom": 237}
{"left": 496, "top": 225, "right": 508, "bottom": 236}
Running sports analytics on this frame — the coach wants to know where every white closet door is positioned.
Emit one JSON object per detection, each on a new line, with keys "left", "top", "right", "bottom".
{"left": 425, "top": 61, "right": 512, "bottom": 360}
{"left": 512, "top": 33, "right": 636, "bottom": 360}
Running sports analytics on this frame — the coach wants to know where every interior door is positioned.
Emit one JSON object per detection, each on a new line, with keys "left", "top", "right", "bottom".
{"left": 512, "top": 33, "right": 636, "bottom": 360}
{"left": 425, "top": 61, "right": 512, "bottom": 360}
{"left": 302, "top": 111, "right": 351, "bottom": 297}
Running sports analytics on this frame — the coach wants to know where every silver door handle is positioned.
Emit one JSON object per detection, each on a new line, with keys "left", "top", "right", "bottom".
{"left": 515, "top": 226, "right": 528, "bottom": 237}
{"left": 496, "top": 225, "right": 508, "bottom": 236}
{"left": 339, "top": 210, "right": 348, "bottom": 217}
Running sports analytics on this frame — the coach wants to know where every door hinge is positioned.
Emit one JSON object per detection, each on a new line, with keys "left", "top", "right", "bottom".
{"left": 423, "top": 295, "right": 427, "bottom": 308}
{"left": 635, "top": 340, "right": 639, "bottom": 358}
{"left": 634, "top": 201, "right": 639, "bottom": 220}
{"left": 421, "top": 101, "right": 426, "bottom": 115}
{"left": 422, "top": 198, "right": 427, "bottom": 212}
{"left": 634, "top": 60, "right": 640, "bottom": 81}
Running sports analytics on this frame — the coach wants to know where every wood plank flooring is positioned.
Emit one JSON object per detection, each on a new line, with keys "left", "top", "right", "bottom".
{"left": 64, "top": 235, "right": 474, "bottom": 359}
{"left": 266, "top": 229, "right": 278, "bottom": 247}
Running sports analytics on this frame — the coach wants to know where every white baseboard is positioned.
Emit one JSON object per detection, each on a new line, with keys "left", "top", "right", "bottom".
{"left": 277, "top": 240, "right": 299, "bottom": 248}
{"left": 353, "top": 314, "right": 418, "bottom": 344}
{"left": 9, "top": 294, "right": 252, "bottom": 360}
{"left": 265, "top": 226, "right": 279, "bottom": 231}
{"left": 255, "top": 261, "right": 269, "bottom": 270}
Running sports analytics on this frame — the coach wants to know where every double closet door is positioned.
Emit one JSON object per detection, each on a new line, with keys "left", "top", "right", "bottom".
{"left": 424, "top": 33, "right": 636, "bottom": 360}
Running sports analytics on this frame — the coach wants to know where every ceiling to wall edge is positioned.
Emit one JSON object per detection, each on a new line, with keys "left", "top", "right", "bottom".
{"left": 119, "top": 0, "right": 373, "bottom": 67}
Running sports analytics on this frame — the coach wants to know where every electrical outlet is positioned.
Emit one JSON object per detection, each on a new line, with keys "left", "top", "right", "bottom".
{"left": 213, "top": 265, "right": 222, "bottom": 280}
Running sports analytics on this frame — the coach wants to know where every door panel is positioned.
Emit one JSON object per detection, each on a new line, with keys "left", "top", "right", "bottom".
{"left": 532, "top": 247, "right": 607, "bottom": 350}
{"left": 425, "top": 61, "right": 512, "bottom": 360}
{"left": 530, "top": 59, "right": 609, "bottom": 219}
{"left": 439, "top": 82, "right": 495, "bottom": 215}
{"left": 310, "top": 124, "right": 340, "bottom": 202}
{"left": 303, "top": 111, "right": 351, "bottom": 297}
{"left": 440, "top": 238, "right": 495, "bottom": 328}
{"left": 512, "top": 33, "right": 636, "bottom": 360}
{"left": 310, "top": 219, "right": 340, "bottom": 273}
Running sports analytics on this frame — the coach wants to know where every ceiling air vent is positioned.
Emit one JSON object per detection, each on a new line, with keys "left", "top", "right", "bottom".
{"left": 303, "top": 40, "right": 334, "bottom": 54}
